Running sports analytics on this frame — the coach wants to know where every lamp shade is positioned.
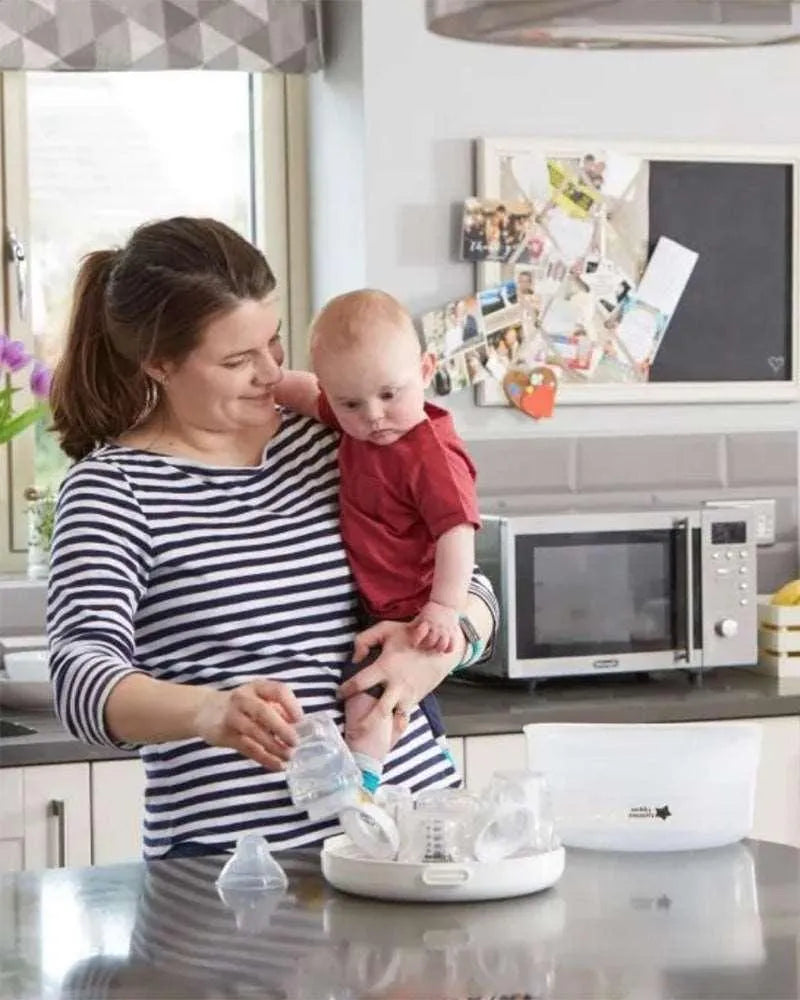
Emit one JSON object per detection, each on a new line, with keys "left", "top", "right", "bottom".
{"left": 426, "top": 0, "right": 800, "bottom": 49}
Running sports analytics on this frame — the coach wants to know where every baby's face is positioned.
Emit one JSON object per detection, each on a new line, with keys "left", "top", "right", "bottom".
{"left": 315, "top": 322, "right": 434, "bottom": 445}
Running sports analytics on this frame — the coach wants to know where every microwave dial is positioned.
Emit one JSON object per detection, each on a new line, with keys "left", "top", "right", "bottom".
{"left": 715, "top": 617, "right": 739, "bottom": 639}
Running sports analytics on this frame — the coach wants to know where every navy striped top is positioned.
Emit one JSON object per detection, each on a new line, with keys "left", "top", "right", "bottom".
{"left": 47, "top": 410, "right": 497, "bottom": 858}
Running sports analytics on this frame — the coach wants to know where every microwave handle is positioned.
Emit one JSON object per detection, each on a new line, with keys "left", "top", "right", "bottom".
{"left": 677, "top": 517, "right": 694, "bottom": 663}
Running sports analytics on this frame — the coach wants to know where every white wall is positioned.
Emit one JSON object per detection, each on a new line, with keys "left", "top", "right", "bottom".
{"left": 309, "top": 0, "right": 800, "bottom": 439}
{"left": 308, "top": 0, "right": 367, "bottom": 324}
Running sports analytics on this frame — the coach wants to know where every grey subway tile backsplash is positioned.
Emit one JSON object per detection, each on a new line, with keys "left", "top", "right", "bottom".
{"left": 726, "top": 431, "right": 797, "bottom": 486}
{"left": 0, "top": 578, "right": 47, "bottom": 634}
{"left": 472, "top": 432, "right": 796, "bottom": 505}
{"left": 469, "top": 438, "right": 574, "bottom": 495}
{"left": 757, "top": 542, "right": 798, "bottom": 595}
{"left": 576, "top": 435, "right": 724, "bottom": 492}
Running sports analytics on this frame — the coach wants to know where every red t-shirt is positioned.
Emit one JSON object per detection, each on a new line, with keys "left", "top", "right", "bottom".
{"left": 318, "top": 394, "right": 480, "bottom": 619}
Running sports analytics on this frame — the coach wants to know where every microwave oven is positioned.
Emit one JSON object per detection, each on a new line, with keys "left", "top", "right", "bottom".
{"left": 474, "top": 506, "right": 758, "bottom": 683}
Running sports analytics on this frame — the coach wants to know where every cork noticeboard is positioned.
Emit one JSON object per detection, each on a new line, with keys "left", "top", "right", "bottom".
{"left": 475, "top": 138, "right": 799, "bottom": 406}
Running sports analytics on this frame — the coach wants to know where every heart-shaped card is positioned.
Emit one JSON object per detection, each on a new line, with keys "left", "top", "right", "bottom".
{"left": 502, "top": 366, "right": 557, "bottom": 420}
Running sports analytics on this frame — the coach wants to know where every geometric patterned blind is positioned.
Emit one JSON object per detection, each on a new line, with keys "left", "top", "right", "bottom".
{"left": 0, "top": 0, "right": 324, "bottom": 73}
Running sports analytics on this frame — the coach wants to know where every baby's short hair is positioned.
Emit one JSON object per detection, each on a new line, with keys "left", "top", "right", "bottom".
{"left": 309, "top": 288, "right": 419, "bottom": 357}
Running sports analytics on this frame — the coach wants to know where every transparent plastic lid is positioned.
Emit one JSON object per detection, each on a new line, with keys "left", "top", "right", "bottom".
{"left": 339, "top": 802, "right": 400, "bottom": 860}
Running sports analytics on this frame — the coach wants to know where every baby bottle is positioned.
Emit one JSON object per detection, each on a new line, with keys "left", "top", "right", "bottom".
{"left": 285, "top": 711, "right": 363, "bottom": 820}
{"left": 285, "top": 710, "right": 400, "bottom": 860}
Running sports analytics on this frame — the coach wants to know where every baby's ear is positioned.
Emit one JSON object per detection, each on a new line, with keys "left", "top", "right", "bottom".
{"left": 420, "top": 351, "right": 437, "bottom": 387}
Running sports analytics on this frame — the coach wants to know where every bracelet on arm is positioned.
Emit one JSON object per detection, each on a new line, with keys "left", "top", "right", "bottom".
{"left": 452, "top": 613, "right": 487, "bottom": 672}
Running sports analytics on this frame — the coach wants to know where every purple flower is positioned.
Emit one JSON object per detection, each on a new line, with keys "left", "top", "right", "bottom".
{"left": 29, "top": 361, "right": 51, "bottom": 400}
{"left": 0, "top": 334, "right": 31, "bottom": 373}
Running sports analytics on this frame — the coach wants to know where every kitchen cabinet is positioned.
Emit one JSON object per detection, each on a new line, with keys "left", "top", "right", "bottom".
{"left": 0, "top": 759, "right": 144, "bottom": 872}
{"left": 0, "top": 763, "right": 91, "bottom": 872}
{"left": 90, "top": 759, "right": 145, "bottom": 864}
{"left": 462, "top": 733, "right": 527, "bottom": 793}
{"left": 446, "top": 736, "right": 464, "bottom": 782}
{"left": 0, "top": 768, "right": 24, "bottom": 873}
{"left": 750, "top": 715, "right": 800, "bottom": 848}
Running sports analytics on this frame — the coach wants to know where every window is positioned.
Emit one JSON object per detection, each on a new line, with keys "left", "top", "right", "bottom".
{"left": 0, "top": 71, "right": 309, "bottom": 569}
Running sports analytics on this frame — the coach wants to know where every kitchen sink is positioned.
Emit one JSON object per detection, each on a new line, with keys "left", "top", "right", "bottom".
{"left": 0, "top": 719, "right": 36, "bottom": 738}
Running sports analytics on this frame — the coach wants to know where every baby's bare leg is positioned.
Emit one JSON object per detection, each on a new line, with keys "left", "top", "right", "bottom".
{"left": 344, "top": 691, "right": 393, "bottom": 793}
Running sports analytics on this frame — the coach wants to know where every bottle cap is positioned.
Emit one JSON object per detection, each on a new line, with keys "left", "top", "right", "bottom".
{"left": 339, "top": 801, "right": 400, "bottom": 860}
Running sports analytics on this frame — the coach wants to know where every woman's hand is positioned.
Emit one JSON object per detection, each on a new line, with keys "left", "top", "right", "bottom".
{"left": 193, "top": 679, "right": 303, "bottom": 771}
{"left": 340, "top": 620, "right": 467, "bottom": 746}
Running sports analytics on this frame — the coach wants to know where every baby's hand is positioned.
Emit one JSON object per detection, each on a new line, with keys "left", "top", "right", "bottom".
{"left": 409, "top": 601, "right": 461, "bottom": 654}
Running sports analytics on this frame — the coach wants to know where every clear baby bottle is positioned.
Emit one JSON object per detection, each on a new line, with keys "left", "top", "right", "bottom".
{"left": 285, "top": 710, "right": 401, "bottom": 860}
{"left": 285, "top": 711, "right": 363, "bottom": 820}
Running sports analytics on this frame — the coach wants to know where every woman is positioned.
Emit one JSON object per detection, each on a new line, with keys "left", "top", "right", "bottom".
{"left": 48, "top": 217, "right": 497, "bottom": 858}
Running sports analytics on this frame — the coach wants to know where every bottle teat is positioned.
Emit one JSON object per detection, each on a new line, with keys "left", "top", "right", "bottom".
{"left": 215, "top": 833, "right": 289, "bottom": 932}
{"left": 215, "top": 832, "right": 288, "bottom": 892}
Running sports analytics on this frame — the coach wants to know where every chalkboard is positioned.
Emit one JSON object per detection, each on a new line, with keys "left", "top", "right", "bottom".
{"left": 475, "top": 138, "right": 800, "bottom": 405}
{"left": 648, "top": 161, "right": 792, "bottom": 383}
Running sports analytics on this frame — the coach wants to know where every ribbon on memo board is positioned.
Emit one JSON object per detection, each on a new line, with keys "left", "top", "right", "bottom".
{"left": 0, "top": 1, "right": 323, "bottom": 73}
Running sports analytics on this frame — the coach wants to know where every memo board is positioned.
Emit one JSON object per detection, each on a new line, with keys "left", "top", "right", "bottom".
{"left": 474, "top": 137, "right": 800, "bottom": 407}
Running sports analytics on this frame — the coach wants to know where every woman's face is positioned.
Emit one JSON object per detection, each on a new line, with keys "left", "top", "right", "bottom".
{"left": 157, "top": 297, "right": 284, "bottom": 433}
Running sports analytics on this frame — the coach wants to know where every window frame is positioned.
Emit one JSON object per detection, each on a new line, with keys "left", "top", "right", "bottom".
{"left": 0, "top": 70, "right": 310, "bottom": 573}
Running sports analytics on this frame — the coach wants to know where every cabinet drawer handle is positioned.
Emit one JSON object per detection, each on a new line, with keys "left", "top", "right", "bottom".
{"left": 47, "top": 799, "right": 65, "bottom": 867}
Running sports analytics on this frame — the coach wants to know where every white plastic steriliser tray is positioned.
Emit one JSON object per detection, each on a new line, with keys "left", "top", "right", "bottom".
{"left": 321, "top": 834, "right": 565, "bottom": 903}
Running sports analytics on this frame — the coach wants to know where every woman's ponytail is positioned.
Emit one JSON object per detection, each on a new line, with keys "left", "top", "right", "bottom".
{"left": 50, "top": 250, "right": 151, "bottom": 461}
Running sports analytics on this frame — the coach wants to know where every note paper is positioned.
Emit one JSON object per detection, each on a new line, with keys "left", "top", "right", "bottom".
{"left": 615, "top": 236, "right": 698, "bottom": 368}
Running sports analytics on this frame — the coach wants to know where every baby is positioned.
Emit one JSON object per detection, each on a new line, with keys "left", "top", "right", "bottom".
{"left": 276, "top": 289, "right": 480, "bottom": 791}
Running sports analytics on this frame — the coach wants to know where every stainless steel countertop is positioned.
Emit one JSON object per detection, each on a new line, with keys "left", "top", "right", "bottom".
{"left": 2, "top": 667, "right": 800, "bottom": 767}
{"left": 1, "top": 840, "right": 797, "bottom": 999}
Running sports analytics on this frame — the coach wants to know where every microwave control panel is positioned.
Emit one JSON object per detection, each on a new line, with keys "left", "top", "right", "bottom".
{"left": 700, "top": 507, "right": 758, "bottom": 666}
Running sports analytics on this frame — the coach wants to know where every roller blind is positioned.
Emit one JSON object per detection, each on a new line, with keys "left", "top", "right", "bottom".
{"left": 0, "top": 0, "right": 323, "bottom": 72}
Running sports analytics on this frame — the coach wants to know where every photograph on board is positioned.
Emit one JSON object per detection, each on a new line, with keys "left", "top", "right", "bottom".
{"left": 461, "top": 197, "right": 533, "bottom": 263}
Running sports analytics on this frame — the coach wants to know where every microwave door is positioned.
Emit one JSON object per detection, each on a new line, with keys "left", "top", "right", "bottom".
{"left": 512, "top": 520, "right": 703, "bottom": 677}
{"left": 672, "top": 517, "right": 704, "bottom": 666}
